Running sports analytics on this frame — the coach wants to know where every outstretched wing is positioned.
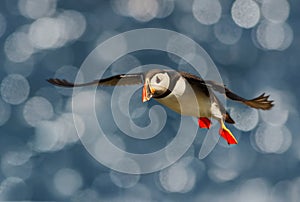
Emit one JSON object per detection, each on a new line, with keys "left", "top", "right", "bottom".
{"left": 180, "top": 71, "right": 274, "bottom": 110}
{"left": 205, "top": 80, "right": 274, "bottom": 110}
{"left": 47, "top": 74, "right": 144, "bottom": 88}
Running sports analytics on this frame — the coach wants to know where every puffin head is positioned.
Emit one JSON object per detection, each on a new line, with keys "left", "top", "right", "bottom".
{"left": 142, "top": 70, "right": 170, "bottom": 102}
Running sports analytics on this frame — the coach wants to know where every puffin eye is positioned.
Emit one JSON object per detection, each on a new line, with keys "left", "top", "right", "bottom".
{"left": 156, "top": 76, "right": 161, "bottom": 83}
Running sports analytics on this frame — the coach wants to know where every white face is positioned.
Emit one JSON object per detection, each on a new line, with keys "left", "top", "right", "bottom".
{"left": 149, "top": 72, "right": 170, "bottom": 93}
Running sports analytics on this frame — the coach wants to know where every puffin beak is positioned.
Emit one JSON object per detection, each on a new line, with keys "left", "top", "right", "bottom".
{"left": 142, "top": 82, "right": 154, "bottom": 102}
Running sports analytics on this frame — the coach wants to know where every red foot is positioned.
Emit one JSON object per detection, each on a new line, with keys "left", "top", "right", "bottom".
{"left": 219, "top": 127, "right": 238, "bottom": 145}
{"left": 198, "top": 117, "right": 211, "bottom": 129}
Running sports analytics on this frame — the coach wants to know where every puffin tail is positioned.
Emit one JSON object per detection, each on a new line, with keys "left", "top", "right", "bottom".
{"left": 224, "top": 112, "right": 235, "bottom": 124}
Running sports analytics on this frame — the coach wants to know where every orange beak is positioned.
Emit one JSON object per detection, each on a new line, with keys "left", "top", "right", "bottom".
{"left": 142, "top": 83, "right": 155, "bottom": 102}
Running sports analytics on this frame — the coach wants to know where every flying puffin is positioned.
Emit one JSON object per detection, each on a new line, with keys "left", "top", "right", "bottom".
{"left": 47, "top": 69, "right": 274, "bottom": 145}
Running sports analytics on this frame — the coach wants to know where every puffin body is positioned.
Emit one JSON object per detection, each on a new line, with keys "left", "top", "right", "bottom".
{"left": 48, "top": 69, "right": 274, "bottom": 145}
{"left": 151, "top": 72, "right": 208, "bottom": 117}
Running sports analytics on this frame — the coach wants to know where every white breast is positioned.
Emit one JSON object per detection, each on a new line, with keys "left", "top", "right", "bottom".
{"left": 172, "top": 77, "right": 186, "bottom": 98}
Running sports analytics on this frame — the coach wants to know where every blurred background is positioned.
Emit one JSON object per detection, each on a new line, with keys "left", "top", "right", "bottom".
{"left": 0, "top": 0, "right": 299, "bottom": 201}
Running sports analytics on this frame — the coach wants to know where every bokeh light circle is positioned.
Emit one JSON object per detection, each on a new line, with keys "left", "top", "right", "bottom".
{"left": 261, "top": 0, "right": 290, "bottom": 23}
{"left": 231, "top": 0, "right": 260, "bottom": 29}
{"left": 214, "top": 16, "right": 243, "bottom": 45}
{"left": 53, "top": 168, "right": 83, "bottom": 196}
{"left": 0, "top": 74, "right": 30, "bottom": 105}
{"left": 72, "top": 28, "right": 225, "bottom": 174}
{"left": 192, "top": 0, "right": 222, "bottom": 25}
{"left": 23, "top": 96, "right": 54, "bottom": 127}
{"left": 18, "top": 0, "right": 57, "bottom": 20}
{"left": 230, "top": 105, "right": 259, "bottom": 132}
{"left": 4, "top": 32, "right": 34, "bottom": 63}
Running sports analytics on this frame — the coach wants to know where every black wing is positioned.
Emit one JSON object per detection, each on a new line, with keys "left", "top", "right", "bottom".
{"left": 205, "top": 80, "right": 274, "bottom": 110}
{"left": 180, "top": 71, "right": 274, "bottom": 110}
{"left": 179, "top": 71, "right": 210, "bottom": 96}
{"left": 47, "top": 74, "right": 144, "bottom": 88}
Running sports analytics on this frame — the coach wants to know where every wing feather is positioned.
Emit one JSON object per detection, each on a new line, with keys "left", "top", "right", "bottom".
{"left": 205, "top": 80, "right": 274, "bottom": 110}
{"left": 180, "top": 71, "right": 274, "bottom": 110}
{"left": 47, "top": 74, "right": 143, "bottom": 88}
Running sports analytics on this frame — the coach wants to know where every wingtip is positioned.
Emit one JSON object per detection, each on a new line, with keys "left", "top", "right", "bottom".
{"left": 244, "top": 92, "right": 275, "bottom": 110}
{"left": 46, "top": 78, "right": 73, "bottom": 87}
{"left": 46, "top": 78, "right": 55, "bottom": 84}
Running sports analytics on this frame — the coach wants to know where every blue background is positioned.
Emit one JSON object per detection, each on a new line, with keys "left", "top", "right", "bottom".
{"left": 0, "top": 0, "right": 299, "bottom": 201}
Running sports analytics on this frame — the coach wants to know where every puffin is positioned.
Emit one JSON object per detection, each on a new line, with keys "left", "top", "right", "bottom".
{"left": 47, "top": 69, "right": 274, "bottom": 145}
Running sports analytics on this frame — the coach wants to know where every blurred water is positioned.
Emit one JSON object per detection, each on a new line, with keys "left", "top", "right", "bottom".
{"left": 0, "top": 98, "right": 11, "bottom": 126}
{"left": 214, "top": 16, "right": 243, "bottom": 45}
{"left": 0, "top": 0, "right": 299, "bottom": 201}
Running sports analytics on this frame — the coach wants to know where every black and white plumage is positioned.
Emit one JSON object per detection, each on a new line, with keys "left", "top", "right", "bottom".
{"left": 47, "top": 69, "right": 274, "bottom": 144}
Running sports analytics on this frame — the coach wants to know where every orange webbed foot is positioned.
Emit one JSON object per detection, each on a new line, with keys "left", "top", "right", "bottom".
{"left": 219, "top": 123, "right": 238, "bottom": 145}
